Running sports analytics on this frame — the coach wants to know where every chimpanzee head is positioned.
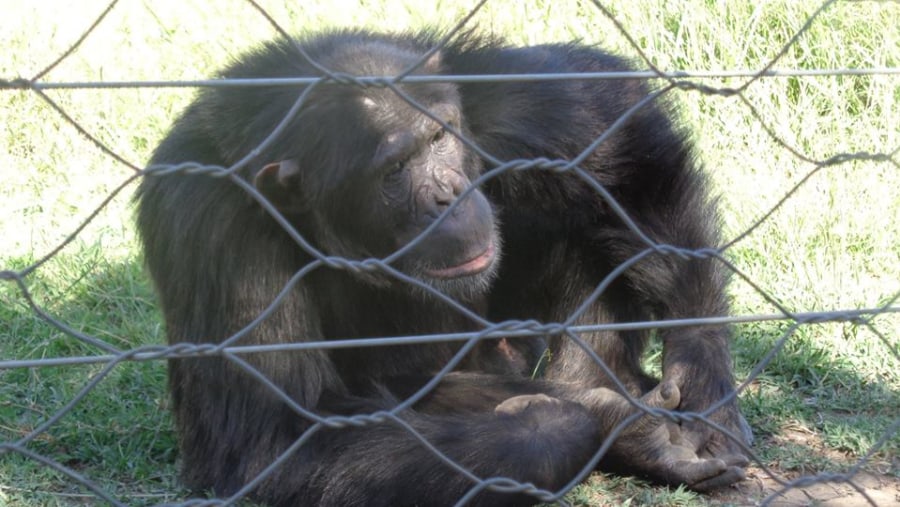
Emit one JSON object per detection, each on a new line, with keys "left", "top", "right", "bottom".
{"left": 252, "top": 40, "right": 500, "bottom": 300}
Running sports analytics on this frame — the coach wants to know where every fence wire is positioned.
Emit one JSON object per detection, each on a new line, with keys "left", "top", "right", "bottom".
{"left": 1, "top": 0, "right": 899, "bottom": 506}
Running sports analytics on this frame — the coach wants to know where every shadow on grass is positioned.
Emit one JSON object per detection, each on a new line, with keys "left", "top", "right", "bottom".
{"left": 1, "top": 254, "right": 183, "bottom": 506}
{"left": 720, "top": 320, "right": 900, "bottom": 505}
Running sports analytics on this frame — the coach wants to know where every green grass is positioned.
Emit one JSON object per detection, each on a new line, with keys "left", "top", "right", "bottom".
{"left": 2, "top": 1, "right": 898, "bottom": 506}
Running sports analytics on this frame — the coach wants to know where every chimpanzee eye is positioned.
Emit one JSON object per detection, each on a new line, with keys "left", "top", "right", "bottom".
{"left": 431, "top": 128, "right": 446, "bottom": 145}
{"left": 384, "top": 159, "right": 407, "bottom": 182}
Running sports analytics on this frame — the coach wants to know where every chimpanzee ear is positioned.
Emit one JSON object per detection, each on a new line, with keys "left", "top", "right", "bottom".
{"left": 253, "top": 159, "right": 306, "bottom": 213}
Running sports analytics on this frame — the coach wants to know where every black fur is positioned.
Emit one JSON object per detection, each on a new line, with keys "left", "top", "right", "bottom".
{"left": 136, "top": 29, "right": 750, "bottom": 507}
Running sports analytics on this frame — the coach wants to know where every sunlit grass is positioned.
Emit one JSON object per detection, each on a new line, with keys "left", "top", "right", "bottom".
{"left": 1, "top": 1, "right": 898, "bottom": 505}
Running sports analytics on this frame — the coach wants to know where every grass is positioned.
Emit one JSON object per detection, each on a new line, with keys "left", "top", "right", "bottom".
{"left": 1, "top": 0, "right": 898, "bottom": 505}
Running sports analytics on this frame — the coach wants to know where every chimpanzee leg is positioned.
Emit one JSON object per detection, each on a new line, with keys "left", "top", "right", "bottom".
{"left": 485, "top": 173, "right": 749, "bottom": 481}
{"left": 564, "top": 380, "right": 747, "bottom": 490}
{"left": 249, "top": 388, "right": 603, "bottom": 507}
{"left": 543, "top": 293, "right": 658, "bottom": 396}
{"left": 584, "top": 164, "right": 752, "bottom": 463}
{"left": 486, "top": 150, "right": 749, "bottom": 470}
{"left": 485, "top": 239, "right": 657, "bottom": 395}
{"left": 508, "top": 207, "right": 749, "bottom": 467}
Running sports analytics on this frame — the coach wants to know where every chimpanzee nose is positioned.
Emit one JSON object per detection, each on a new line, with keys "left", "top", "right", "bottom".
{"left": 433, "top": 167, "right": 466, "bottom": 207}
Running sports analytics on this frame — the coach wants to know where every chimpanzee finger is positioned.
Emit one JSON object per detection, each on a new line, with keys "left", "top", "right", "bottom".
{"left": 663, "top": 457, "right": 726, "bottom": 485}
{"left": 722, "top": 453, "right": 750, "bottom": 468}
{"left": 687, "top": 465, "right": 747, "bottom": 492}
{"left": 620, "top": 381, "right": 680, "bottom": 436}
{"left": 697, "top": 432, "right": 750, "bottom": 467}
{"left": 640, "top": 380, "right": 680, "bottom": 410}
{"left": 660, "top": 365, "right": 688, "bottom": 390}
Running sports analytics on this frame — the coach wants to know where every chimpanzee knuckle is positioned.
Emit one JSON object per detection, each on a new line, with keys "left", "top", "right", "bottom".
{"left": 641, "top": 380, "right": 680, "bottom": 410}
{"left": 659, "top": 380, "right": 680, "bottom": 407}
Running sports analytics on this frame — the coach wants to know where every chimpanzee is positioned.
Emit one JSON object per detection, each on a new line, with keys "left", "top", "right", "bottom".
{"left": 136, "top": 29, "right": 751, "bottom": 507}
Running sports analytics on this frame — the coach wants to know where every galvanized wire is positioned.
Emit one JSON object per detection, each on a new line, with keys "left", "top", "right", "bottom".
{"left": 1, "top": 1, "right": 898, "bottom": 506}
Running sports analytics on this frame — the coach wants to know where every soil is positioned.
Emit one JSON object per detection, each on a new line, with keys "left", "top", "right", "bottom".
{"left": 706, "top": 426, "right": 899, "bottom": 506}
{"left": 708, "top": 467, "right": 900, "bottom": 506}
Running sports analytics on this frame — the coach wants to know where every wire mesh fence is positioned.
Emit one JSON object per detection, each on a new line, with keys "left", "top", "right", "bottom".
{"left": 1, "top": 0, "right": 898, "bottom": 506}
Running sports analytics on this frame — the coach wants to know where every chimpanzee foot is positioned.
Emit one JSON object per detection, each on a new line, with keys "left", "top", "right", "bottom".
{"left": 608, "top": 381, "right": 747, "bottom": 491}
{"left": 493, "top": 384, "right": 746, "bottom": 491}
{"left": 662, "top": 367, "right": 753, "bottom": 473}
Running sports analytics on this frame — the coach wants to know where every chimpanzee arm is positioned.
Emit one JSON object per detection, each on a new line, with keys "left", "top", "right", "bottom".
{"left": 444, "top": 41, "right": 750, "bottom": 468}
{"left": 181, "top": 380, "right": 604, "bottom": 507}
{"left": 422, "top": 373, "right": 747, "bottom": 491}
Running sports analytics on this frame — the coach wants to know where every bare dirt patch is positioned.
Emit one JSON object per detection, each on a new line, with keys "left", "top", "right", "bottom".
{"left": 708, "top": 468, "right": 899, "bottom": 506}
{"left": 707, "top": 427, "right": 899, "bottom": 506}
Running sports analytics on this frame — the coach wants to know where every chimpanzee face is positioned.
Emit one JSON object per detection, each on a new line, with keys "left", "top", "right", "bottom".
{"left": 254, "top": 83, "right": 499, "bottom": 299}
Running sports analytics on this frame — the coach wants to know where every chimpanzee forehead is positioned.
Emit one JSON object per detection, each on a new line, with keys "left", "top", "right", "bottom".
{"left": 316, "top": 36, "right": 456, "bottom": 110}
{"left": 357, "top": 83, "right": 458, "bottom": 129}
{"left": 323, "top": 40, "right": 441, "bottom": 76}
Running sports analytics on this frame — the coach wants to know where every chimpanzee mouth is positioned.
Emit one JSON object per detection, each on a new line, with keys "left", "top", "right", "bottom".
{"left": 425, "top": 242, "right": 496, "bottom": 279}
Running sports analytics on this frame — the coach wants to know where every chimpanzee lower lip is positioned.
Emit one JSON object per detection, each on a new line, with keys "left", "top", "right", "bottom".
{"left": 426, "top": 242, "right": 496, "bottom": 279}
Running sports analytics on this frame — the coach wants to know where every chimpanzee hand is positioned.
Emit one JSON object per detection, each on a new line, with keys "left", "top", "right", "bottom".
{"left": 603, "top": 381, "right": 747, "bottom": 491}
{"left": 661, "top": 365, "right": 753, "bottom": 474}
